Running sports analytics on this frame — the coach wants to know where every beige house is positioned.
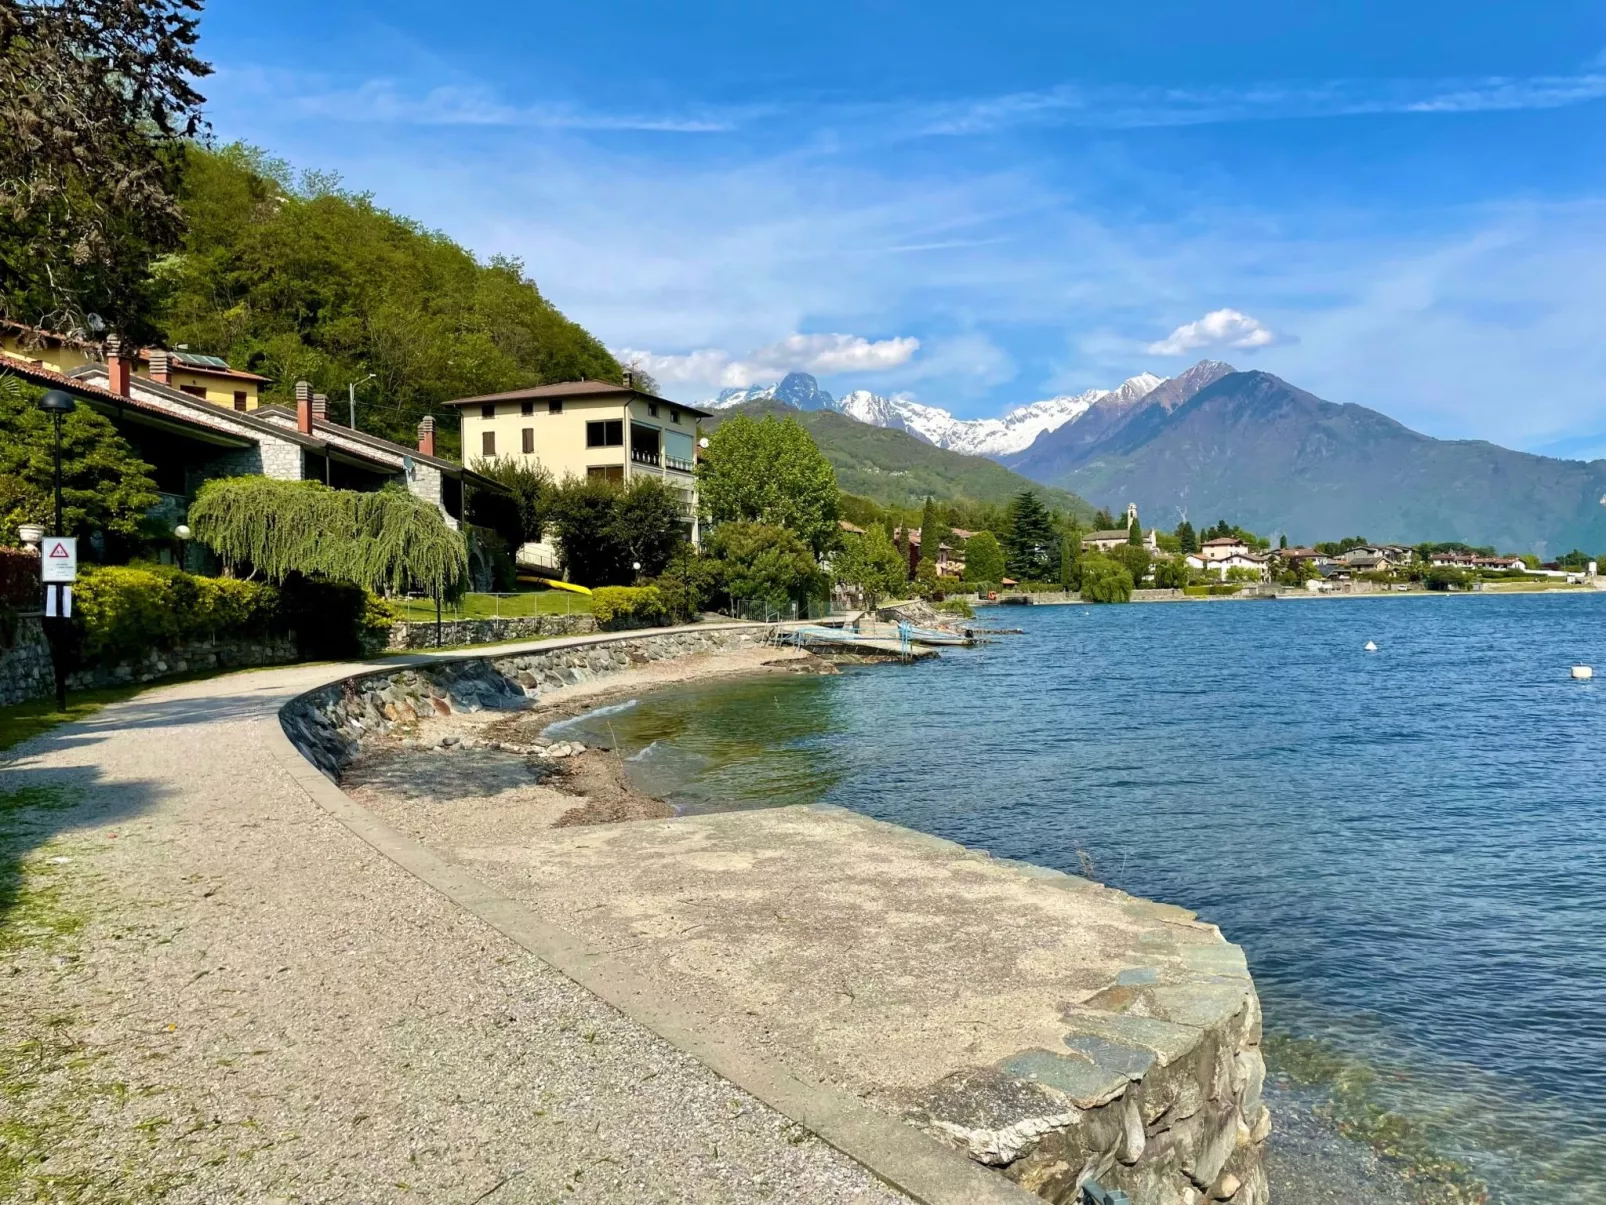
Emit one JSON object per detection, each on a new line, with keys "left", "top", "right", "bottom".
{"left": 443, "top": 376, "right": 709, "bottom": 559}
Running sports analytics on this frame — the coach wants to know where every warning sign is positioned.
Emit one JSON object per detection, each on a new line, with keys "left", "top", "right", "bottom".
{"left": 40, "top": 537, "right": 77, "bottom": 583}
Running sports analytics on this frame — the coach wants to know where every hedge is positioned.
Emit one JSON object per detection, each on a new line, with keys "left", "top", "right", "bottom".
{"left": 73, "top": 564, "right": 282, "bottom": 661}
{"left": 591, "top": 585, "right": 666, "bottom": 630}
{"left": 0, "top": 548, "right": 39, "bottom": 607}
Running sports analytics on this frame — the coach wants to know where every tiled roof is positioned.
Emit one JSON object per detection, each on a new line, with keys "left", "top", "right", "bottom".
{"left": 442, "top": 378, "right": 712, "bottom": 417}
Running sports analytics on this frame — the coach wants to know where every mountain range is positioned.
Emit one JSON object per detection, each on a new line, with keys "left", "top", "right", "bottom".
{"left": 708, "top": 362, "right": 1606, "bottom": 552}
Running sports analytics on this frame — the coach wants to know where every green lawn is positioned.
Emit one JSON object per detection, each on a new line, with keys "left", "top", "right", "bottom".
{"left": 395, "top": 591, "right": 592, "bottom": 622}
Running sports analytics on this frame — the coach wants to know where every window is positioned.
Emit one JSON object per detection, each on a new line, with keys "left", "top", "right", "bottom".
{"left": 480, "top": 403, "right": 496, "bottom": 418}
{"left": 548, "top": 400, "right": 563, "bottom": 414}
{"left": 648, "top": 402, "right": 658, "bottom": 417}
{"left": 670, "top": 407, "right": 681, "bottom": 424}
{"left": 586, "top": 419, "right": 623, "bottom": 447}
{"left": 587, "top": 465, "right": 625, "bottom": 483}
{"left": 522, "top": 427, "right": 534, "bottom": 454}
{"left": 233, "top": 391, "right": 248, "bottom": 412}
{"left": 180, "top": 385, "right": 208, "bottom": 399}
{"left": 482, "top": 431, "right": 496, "bottom": 456}
{"left": 521, "top": 400, "right": 534, "bottom": 416}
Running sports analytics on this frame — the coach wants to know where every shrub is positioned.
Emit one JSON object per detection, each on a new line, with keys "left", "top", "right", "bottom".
{"left": 1080, "top": 556, "right": 1134, "bottom": 603}
{"left": 1424, "top": 566, "right": 1471, "bottom": 591}
{"left": 592, "top": 585, "right": 667, "bottom": 630}
{"left": 0, "top": 547, "right": 40, "bottom": 607}
{"left": 936, "top": 597, "right": 975, "bottom": 619}
{"left": 1151, "top": 557, "right": 1188, "bottom": 589}
{"left": 73, "top": 564, "right": 281, "bottom": 662}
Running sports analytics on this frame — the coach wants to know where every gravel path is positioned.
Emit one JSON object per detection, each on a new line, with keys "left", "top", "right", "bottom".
{"left": 1, "top": 657, "right": 909, "bottom": 1204}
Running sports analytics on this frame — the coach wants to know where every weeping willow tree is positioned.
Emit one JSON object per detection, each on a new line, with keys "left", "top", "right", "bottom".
{"left": 188, "top": 477, "right": 468, "bottom": 597}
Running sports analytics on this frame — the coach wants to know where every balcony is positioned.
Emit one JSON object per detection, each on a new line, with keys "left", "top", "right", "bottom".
{"left": 630, "top": 446, "right": 660, "bottom": 467}
{"left": 665, "top": 454, "right": 695, "bottom": 474}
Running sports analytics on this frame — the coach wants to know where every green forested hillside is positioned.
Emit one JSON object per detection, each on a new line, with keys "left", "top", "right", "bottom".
{"left": 707, "top": 401, "right": 1095, "bottom": 519}
{"left": 158, "top": 144, "right": 619, "bottom": 451}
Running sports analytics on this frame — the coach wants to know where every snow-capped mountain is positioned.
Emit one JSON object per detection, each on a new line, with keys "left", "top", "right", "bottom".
{"left": 704, "top": 366, "right": 1215, "bottom": 460}
{"left": 708, "top": 372, "right": 836, "bottom": 411}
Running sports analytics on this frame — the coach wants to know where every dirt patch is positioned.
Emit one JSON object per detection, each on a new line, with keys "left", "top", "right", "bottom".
{"left": 550, "top": 750, "right": 674, "bottom": 826}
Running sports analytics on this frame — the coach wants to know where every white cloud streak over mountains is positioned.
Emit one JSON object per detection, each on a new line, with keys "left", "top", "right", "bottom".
{"left": 614, "top": 333, "right": 920, "bottom": 388}
{"left": 1147, "top": 310, "right": 1286, "bottom": 356}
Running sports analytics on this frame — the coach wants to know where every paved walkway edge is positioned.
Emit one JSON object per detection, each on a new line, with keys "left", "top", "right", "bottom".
{"left": 262, "top": 634, "right": 1040, "bottom": 1205}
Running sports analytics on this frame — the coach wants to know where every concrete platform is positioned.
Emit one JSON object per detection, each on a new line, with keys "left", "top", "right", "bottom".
{"left": 449, "top": 804, "right": 1269, "bottom": 1204}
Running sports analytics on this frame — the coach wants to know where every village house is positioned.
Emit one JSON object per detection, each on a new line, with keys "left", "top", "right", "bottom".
{"left": 2, "top": 319, "right": 270, "bottom": 411}
{"left": 442, "top": 371, "right": 707, "bottom": 565}
{"left": 895, "top": 526, "right": 973, "bottom": 577}
{"left": 1185, "top": 547, "right": 1271, "bottom": 580}
{"left": 1196, "top": 536, "right": 1252, "bottom": 562}
{"left": 1, "top": 342, "right": 499, "bottom": 580}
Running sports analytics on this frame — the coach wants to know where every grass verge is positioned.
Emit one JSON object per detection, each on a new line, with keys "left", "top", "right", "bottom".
{"left": 0, "top": 686, "right": 151, "bottom": 756}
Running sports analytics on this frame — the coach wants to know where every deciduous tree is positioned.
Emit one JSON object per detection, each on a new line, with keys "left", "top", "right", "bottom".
{"left": 697, "top": 414, "right": 840, "bottom": 556}
{"left": 833, "top": 525, "right": 908, "bottom": 610}
{"left": 962, "top": 530, "right": 1005, "bottom": 584}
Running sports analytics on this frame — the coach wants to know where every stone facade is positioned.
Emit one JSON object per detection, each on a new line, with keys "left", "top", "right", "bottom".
{"left": 0, "top": 614, "right": 54, "bottom": 706}
{"left": 384, "top": 613, "right": 598, "bottom": 650}
{"left": 283, "top": 627, "right": 762, "bottom": 780}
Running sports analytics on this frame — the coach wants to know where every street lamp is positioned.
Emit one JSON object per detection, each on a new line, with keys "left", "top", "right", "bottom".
{"left": 37, "top": 389, "right": 75, "bottom": 712}
{"left": 348, "top": 372, "right": 377, "bottom": 429}
{"left": 175, "top": 523, "right": 191, "bottom": 571}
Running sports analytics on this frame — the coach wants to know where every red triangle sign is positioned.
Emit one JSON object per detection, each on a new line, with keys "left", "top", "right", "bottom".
{"left": 48, "top": 542, "right": 69, "bottom": 558}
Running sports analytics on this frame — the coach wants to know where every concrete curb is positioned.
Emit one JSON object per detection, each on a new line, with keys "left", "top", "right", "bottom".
{"left": 263, "top": 625, "right": 1039, "bottom": 1205}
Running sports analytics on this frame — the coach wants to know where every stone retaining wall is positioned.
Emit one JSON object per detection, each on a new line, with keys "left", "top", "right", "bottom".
{"left": 282, "top": 626, "right": 764, "bottom": 780}
{"left": 0, "top": 614, "right": 301, "bottom": 704}
{"left": 385, "top": 613, "right": 597, "bottom": 650}
{"left": 0, "top": 614, "right": 53, "bottom": 706}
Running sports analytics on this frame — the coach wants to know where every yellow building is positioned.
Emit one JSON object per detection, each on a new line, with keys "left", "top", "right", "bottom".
{"left": 1, "top": 321, "right": 269, "bottom": 411}
{"left": 443, "top": 376, "right": 707, "bottom": 547}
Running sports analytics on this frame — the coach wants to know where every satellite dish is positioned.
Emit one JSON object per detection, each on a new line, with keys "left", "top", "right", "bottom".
{"left": 84, "top": 313, "right": 106, "bottom": 334}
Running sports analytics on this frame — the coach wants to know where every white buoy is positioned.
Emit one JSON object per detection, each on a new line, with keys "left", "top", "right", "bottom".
{"left": 1364, "top": 640, "right": 1378, "bottom": 652}
{"left": 1572, "top": 664, "right": 1594, "bottom": 680}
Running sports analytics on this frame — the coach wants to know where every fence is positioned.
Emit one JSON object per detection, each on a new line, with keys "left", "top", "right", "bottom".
{"left": 722, "top": 597, "right": 841, "bottom": 624}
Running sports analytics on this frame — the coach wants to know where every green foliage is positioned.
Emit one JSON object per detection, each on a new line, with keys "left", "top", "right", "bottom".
{"left": 936, "top": 597, "right": 975, "bottom": 619}
{"left": 1128, "top": 515, "right": 1143, "bottom": 545}
{"left": 71, "top": 563, "right": 277, "bottom": 661}
{"left": 1058, "top": 529, "right": 1080, "bottom": 591}
{"left": 546, "top": 474, "right": 686, "bottom": 588}
{"left": 703, "top": 521, "right": 826, "bottom": 615}
{"left": 1092, "top": 508, "right": 1116, "bottom": 530}
{"left": 0, "top": 375, "right": 161, "bottom": 551}
{"left": 1175, "top": 520, "right": 1198, "bottom": 554}
{"left": 187, "top": 477, "right": 468, "bottom": 596}
{"left": 697, "top": 414, "right": 840, "bottom": 556}
{"left": 0, "top": 0, "right": 208, "bottom": 339}
{"left": 962, "top": 530, "right": 1006, "bottom": 584}
{"left": 1316, "top": 536, "right": 1371, "bottom": 556}
{"left": 159, "top": 143, "right": 620, "bottom": 449}
{"left": 1151, "top": 557, "right": 1188, "bottom": 589}
{"left": 645, "top": 544, "right": 714, "bottom": 624}
{"left": 590, "top": 585, "right": 666, "bottom": 630}
{"left": 1424, "top": 566, "right": 1471, "bottom": 591}
{"left": 468, "top": 457, "right": 552, "bottom": 550}
{"left": 912, "top": 557, "right": 942, "bottom": 600}
{"left": 1004, "top": 490, "right": 1056, "bottom": 581}
{"left": 1080, "top": 556, "right": 1134, "bottom": 603}
{"left": 918, "top": 495, "right": 950, "bottom": 568}
{"left": 1225, "top": 565, "right": 1262, "bottom": 583}
{"left": 833, "top": 526, "right": 908, "bottom": 610}
{"left": 1107, "top": 542, "right": 1151, "bottom": 584}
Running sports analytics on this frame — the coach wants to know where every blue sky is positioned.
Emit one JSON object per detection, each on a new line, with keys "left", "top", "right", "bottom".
{"left": 201, "top": 2, "right": 1606, "bottom": 456}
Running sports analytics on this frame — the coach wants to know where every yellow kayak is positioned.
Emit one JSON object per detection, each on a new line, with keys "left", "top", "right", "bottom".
{"left": 518, "top": 573, "right": 592, "bottom": 596}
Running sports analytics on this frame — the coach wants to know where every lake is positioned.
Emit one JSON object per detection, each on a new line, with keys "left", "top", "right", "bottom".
{"left": 555, "top": 593, "right": 1606, "bottom": 1202}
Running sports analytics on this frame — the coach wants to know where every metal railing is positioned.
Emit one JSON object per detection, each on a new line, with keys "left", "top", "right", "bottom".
{"left": 630, "top": 447, "right": 660, "bottom": 466}
{"left": 664, "top": 454, "right": 695, "bottom": 474}
{"left": 398, "top": 590, "right": 586, "bottom": 621}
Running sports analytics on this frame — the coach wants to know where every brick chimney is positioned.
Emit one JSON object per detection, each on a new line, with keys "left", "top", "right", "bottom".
{"left": 148, "top": 348, "right": 171, "bottom": 385}
{"left": 417, "top": 416, "right": 436, "bottom": 457}
{"left": 311, "top": 393, "right": 328, "bottom": 423}
{"left": 295, "top": 381, "right": 313, "bottom": 434}
{"left": 105, "top": 334, "right": 131, "bottom": 396}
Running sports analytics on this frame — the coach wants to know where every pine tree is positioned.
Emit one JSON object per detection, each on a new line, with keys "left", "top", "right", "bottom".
{"left": 1092, "top": 507, "right": 1116, "bottom": 531}
{"left": 916, "top": 496, "right": 939, "bottom": 567}
{"left": 1279, "top": 533, "right": 1289, "bottom": 550}
{"left": 1176, "top": 520, "right": 1198, "bottom": 554}
{"left": 1004, "top": 490, "right": 1056, "bottom": 581}
{"left": 1128, "top": 514, "right": 1142, "bottom": 546}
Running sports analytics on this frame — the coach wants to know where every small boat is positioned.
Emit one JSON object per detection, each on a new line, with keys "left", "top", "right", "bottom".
{"left": 1364, "top": 640, "right": 1378, "bottom": 652}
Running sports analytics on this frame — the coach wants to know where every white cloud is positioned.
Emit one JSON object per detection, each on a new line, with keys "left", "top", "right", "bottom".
{"left": 613, "top": 333, "right": 920, "bottom": 389}
{"left": 1146, "top": 309, "right": 1286, "bottom": 356}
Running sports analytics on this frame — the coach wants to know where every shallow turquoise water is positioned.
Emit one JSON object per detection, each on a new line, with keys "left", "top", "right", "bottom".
{"left": 556, "top": 594, "right": 1606, "bottom": 1202}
